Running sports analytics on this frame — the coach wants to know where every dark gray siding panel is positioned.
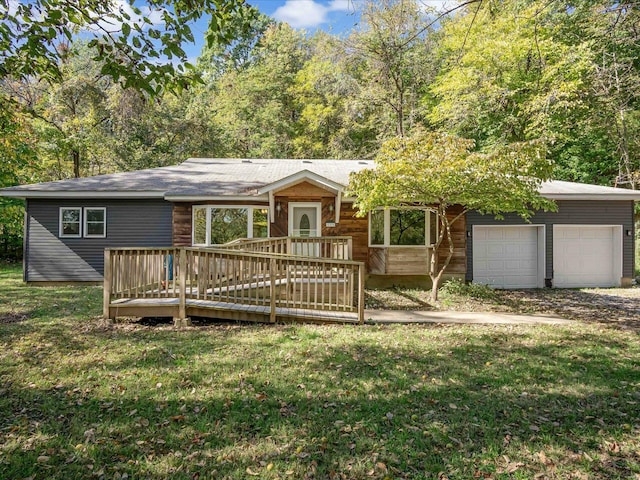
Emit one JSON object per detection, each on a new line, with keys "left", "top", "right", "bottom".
{"left": 26, "top": 199, "right": 172, "bottom": 282}
{"left": 466, "top": 200, "right": 635, "bottom": 282}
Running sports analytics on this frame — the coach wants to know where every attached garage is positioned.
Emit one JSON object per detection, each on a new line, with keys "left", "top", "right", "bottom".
{"left": 472, "top": 225, "right": 545, "bottom": 288}
{"left": 553, "top": 225, "right": 622, "bottom": 288}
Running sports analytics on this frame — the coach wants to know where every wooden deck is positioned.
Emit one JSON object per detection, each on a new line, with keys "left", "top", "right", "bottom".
{"left": 104, "top": 237, "right": 365, "bottom": 325}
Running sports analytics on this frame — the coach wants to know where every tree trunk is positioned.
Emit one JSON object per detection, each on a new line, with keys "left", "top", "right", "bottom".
{"left": 72, "top": 148, "right": 81, "bottom": 178}
{"left": 429, "top": 205, "right": 466, "bottom": 303}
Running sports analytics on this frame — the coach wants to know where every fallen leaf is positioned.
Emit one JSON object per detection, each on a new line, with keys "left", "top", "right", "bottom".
{"left": 37, "top": 455, "right": 50, "bottom": 463}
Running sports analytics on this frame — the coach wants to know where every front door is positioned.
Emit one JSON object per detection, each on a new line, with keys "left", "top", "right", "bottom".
{"left": 288, "top": 202, "right": 321, "bottom": 255}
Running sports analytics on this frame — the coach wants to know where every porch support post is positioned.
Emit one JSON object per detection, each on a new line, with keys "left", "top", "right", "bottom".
{"left": 335, "top": 191, "right": 342, "bottom": 224}
{"left": 358, "top": 262, "right": 365, "bottom": 324}
{"left": 103, "top": 249, "right": 112, "bottom": 321}
{"left": 269, "top": 257, "right": 277, "bottom": 323}
{"left": 268, "top": 191, "right": 276, "bottom": 223}
{"left": 175, "top": 248, "right": 191, "bottom": 327}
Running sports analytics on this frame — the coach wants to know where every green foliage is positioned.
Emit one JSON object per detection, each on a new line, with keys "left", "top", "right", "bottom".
{"left": 439, "top": 278, "right": 497, "bottom": 301}
{"left": 0, "top": 101, "right": 36, "bottom": 258}
{"left": 429, "top": 0, "right": 640, "bottom": 188}
{"left": 206, "top": 23, "right": 311, "bottom": 158}
{"left": 349, "top": 127, "right": 555, "bottom": 300}
{"left": 345, "top": 0, "right": 438, "bottom": 139}
{"left": 0, "top": 0, "right": 249, "bottom": 95}
{"left": 349, "top": 128, "right": 555, "bottom": 218}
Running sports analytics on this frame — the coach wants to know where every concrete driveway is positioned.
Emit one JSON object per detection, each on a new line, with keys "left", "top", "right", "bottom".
{"left": 365, "top": 310, "right": 573, "bottom": 325}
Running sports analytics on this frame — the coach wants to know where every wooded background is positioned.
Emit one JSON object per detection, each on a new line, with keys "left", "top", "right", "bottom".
{"left": 1, "top": 0, "right": 638, "bottom": 259}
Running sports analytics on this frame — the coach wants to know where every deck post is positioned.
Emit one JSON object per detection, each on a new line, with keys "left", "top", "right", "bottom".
{"left": 103, "top": 249, "right": 113, "bottom": 320}
{"left": 347, "top": 237, "right": 353, "bottom": 260}
{"left": 175, "top": 248, "right": 190, "bottom": 327}
{"left": 358, "top": 263, "right": 365, "bottom": 324}
{"left": 269, "top": 257, "right": 277, "bottom": 323}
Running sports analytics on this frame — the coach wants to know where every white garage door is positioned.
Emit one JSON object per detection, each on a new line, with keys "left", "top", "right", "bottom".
{"left": 553, "top": 226, "right": 621, "bottom": 288}
{"left": 473, "top": 226, "right": 541, "bottom": 288}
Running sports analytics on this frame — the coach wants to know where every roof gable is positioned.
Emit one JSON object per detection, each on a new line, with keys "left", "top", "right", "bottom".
{"left": 257, "top": 170, "right": 344, "bottom": 195}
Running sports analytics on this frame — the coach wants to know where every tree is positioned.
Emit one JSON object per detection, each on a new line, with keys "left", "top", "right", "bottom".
{"left": 3, "top": 42, "right": 112, "bottom": 178}
{"left": 196, "top": 7, "right": 273, "bottom": 81}
{"left": 0, "top": 99, "right": 37, "bottom": 258}
{"left": 208, "top": 23, "right": 310, "bottom": 158}
{"left": 345, "top": 0, "right": 437, "bottom": 139}
{"left": 291, "top": 32, "right": 379, "bottom": 159}
{"left": 348, "top": 128, "right": 555, "bottom": 301}
{"left": 0, "top": 0, "right": 251, "bottom": 95}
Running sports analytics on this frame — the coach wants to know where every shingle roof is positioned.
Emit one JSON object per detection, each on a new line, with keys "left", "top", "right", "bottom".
{"left": 0, "top": 158, "right": 373, "bottom": 198}
{"left": 1, "top": 158, "right": 640, "bottom": 200}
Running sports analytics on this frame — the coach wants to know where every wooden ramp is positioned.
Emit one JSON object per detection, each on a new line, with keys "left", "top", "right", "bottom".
{"left": 104, "top": 241, "right": 365, "bottom": 325}
{"left": 109, "top": 298, "right": 359, "bottom": 324}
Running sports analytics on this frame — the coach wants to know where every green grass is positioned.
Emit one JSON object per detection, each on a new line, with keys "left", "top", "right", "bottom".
{"left": 1, "top": 263, "right": 639, "bottom": 479}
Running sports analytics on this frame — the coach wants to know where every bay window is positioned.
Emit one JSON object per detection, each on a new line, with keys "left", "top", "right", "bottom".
{"left": 369, "top": 208, "right": 438, "bottom": 247}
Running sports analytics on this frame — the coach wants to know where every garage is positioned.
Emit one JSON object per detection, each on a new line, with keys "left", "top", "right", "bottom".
{"left": 553, "top": 225, "right": 622, "bottom": 288}
{"left": 473, "top": 226, "right": 544, "bottom": 288}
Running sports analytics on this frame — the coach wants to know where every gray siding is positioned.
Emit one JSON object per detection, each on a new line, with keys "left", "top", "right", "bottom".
{"left": 26, "top": 199, "right": 173, "bottom": 282}
{"left": 466, "top": 200, "right": 635, "bottom": 283}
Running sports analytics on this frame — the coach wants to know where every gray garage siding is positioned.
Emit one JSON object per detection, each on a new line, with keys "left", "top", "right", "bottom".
{"left": 466, "top": 200, "right": 635, "bottom": 283}
{"left": 25, "top": 199, "right": 173, "bottom": 282}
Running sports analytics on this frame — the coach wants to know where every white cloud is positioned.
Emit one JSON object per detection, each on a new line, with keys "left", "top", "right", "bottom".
{"left": 418, "top": 0, "right": 460, "bottom": 13}
{"left": 4, "top": 0, "right": 20, "bottom": 16}
{"left": 273, "top": 0, "right": 353, "bottom": 29}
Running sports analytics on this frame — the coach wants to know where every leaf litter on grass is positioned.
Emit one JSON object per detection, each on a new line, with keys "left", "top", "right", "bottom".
{"left": 1, "top": 264, "right": 640, "bottom": 479}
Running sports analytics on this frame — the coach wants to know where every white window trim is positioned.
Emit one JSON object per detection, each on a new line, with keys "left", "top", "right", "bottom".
{"left": 59, "top": 207, "right": 82, "bottom": 238}
{"left": 192, "top": 205, "right": 270, "bottom": 246}
{"left": 83, "top": 207, "right": 107, "bottom": 238}
{"left": 368, "top": 207, "right": 438, "bottom": 247}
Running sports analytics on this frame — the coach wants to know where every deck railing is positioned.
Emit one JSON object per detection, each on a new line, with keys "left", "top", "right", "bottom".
{"left": 221, "top": 236, "right": 353, "bottom": 260}
{"left": 104, "top": 246, "right": 365, "bottom": 323}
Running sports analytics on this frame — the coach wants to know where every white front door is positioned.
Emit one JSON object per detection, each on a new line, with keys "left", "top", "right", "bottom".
{"left": 289, "top": 202, "right": 322, "bottom": 256}
{"left": 289, "top": 203, "right": 321, "bottom": 237}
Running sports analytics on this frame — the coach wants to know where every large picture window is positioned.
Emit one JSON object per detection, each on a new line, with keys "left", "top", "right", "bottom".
{"left": 369, "top": 208, "right": 438, "bottom": 247}
{"left": 192, "top": 206, "right": 269, "bottom": 246}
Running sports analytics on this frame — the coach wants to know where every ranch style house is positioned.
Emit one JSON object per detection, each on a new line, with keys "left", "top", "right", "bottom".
{"left": 1, "top": 158, "right": 638, "bottom": 324}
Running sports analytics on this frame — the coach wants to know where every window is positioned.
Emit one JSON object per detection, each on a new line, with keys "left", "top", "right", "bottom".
{"left": 369, "top": 208, "right": 438, "bottom": 247}
{"left": 60, "top": 207, "right": 81, "bottom": 237}
{"left": 84, "top": 208, "right": 106, "bottom": 238}
{"left": 192, "top": 206, "right": 269, "bottom": 246}
{"left": 59, "top": 207, "right": 107, "bottom": 238}
{"left": 370, "top": 210, "right": 385, "bottom": 245}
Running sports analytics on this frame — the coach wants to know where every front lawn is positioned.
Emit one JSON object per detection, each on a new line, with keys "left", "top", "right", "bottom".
{"left": 1, "top": 263, "right": 639, "bottom": 479}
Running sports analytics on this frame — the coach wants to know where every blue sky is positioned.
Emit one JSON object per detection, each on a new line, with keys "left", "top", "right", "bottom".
{"left": 184, "top": 0, "right": 363, "bottom": 59}
{"left": 184, "top": 0, "right": 455, "bottom": 59}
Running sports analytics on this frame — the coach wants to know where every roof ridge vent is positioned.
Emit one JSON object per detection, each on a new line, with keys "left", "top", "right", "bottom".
{"left": 358, "top": 161, "right": 369, "bottom": 164}
{"left": 241, "top": 159, "right": 252, "bottom": 163}
{"left": 302, "top": 160, "right": 312, "bottom": 164}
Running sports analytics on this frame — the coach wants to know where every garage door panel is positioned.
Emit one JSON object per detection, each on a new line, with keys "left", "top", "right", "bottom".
{"left": 487, "top": 244, "right": 505, "bottom": 256}
{"left": 553, "top": 226, "right": 619, "bottom": 288}
{"left": 473, "top": 226, "right": 541, "bottom": 289}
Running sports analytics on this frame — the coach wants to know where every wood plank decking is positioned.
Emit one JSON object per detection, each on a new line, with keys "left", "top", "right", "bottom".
{"left": 104, "top": 237, "right": 365, "bottom": 325}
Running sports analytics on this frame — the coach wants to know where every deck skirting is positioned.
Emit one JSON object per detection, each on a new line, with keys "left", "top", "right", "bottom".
{"left": 108, "top": 298, "right": 359, "bottom": 324}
